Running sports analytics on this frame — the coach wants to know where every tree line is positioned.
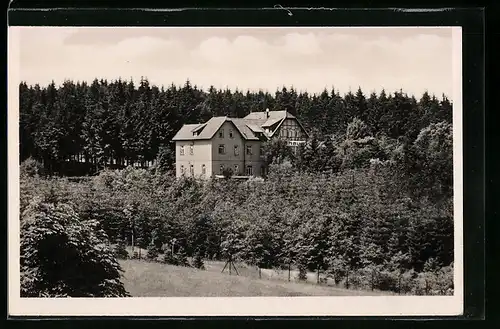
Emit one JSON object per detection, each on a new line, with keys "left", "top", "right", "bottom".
{"left": 19, "top": 78, "right": 452, "bottom": 176}
{"left": 20, "top": 113, "right": 453, "bottom": 295}
{"left": 19, "top": 77, "right": 453, "bottom": 296}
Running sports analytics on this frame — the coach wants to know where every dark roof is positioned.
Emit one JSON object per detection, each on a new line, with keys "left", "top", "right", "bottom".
{"left": 172, "top": 116, "right": 260, "bottom": 141}
{"left": 229, "top": 118, "right": 260, "bottom": 141}
{"left": 243, "top": 110, "right": 295, "bottom": 128}
{"left": 173, "top": 110, "right": 303, "bottom": 141}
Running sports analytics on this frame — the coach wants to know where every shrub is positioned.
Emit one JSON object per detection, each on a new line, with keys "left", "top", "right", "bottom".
{"left": 297, "top": 264, "right": 308, "bottom": 281}
{"left": 192, "top": 249, "right": 205, "bottom": 269}
{"left": 20, "top": 157, "right": 43, "bottom": 177}
{"left": 146, "top": 240, "right": 161, "bottom": 262}
{"left": 20, "top": 197, "right": 129, "bottom": 297}
{"left": 176, "top": 246, "right": 190, "bottom": 267}
{"left": 114, "top": 237, "right": 129, "bottom": 259}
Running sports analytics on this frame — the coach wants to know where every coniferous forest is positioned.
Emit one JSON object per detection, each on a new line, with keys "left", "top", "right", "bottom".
{"left": 19, "top": 78, "right": 454, "bottom": 297}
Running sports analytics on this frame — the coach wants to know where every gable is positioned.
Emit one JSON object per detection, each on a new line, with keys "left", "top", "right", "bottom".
{"left": 272, "top": 117, "right": 309, "bottom": 138}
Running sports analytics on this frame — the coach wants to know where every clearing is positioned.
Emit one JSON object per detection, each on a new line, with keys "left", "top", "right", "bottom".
{"left": 119, "top": 259, "right": 391, "bottom": 297}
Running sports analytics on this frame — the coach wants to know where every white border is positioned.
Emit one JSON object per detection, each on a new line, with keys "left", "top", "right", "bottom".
{"left": 8, "top": 26, "right": 463, "bottom": 317}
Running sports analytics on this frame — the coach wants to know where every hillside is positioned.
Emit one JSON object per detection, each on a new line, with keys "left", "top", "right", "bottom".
{"left": 119, "top": 259, "right": 389, "bottom": 297}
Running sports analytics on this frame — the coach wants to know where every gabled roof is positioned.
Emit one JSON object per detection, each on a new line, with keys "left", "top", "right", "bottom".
{"left": 244, "top": 110, "right": 295, "bottom": 121}
{"left": 172, "top": 116, "right": 260, "bottom": 141}
{"left": 171, "top": 124, "right": 202, "bottom": 141}
{"left": 172, "top": 110, "right": 307, "bottom": 142}
{"left": 243, "top": 110, "right": 294, "bottom": 128}
{"left": 229, "top": 118, "right": 260, "bottom": 141}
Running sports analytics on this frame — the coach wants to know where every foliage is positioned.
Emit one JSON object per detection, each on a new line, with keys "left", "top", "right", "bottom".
{"left": 19, "top": 79, "right": 451, "bottom": 176}
{"left": 192, "top": 250, "right": 205, "bottom": 270}
{"left": 18, "top": 78, "right": 454, "bottom": 295}
{"left": 114, "top": 237, "right": 129, "bottom": 260}
{"left": 20, "top": 196, "right": 129, "bottom": 297}
{"left": 20, "top": 157, "right": 43, "bottom": 178}
{"left": 146, "top": 231, "right": 161, "bottom": 262}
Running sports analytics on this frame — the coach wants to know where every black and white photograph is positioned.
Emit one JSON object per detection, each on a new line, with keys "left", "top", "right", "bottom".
{"left": 8, "top": 24, "right": 463, "bottom": 316}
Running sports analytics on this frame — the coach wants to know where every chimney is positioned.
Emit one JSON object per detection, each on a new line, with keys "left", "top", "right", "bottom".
{"left": 266, "top": 108, "right": 270, "bottom": 118}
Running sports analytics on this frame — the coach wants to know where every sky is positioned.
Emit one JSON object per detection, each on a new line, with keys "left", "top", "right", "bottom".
{"left": 14, "top": 27, "right": 455, "bottom": 98}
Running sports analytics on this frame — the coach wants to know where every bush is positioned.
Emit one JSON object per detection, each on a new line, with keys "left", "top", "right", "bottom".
{"left": 297, "top": 264, "right": 308, "bottom": 281}
{"left": 176, "top": 246, "right": 190, "bottom": 267}
{"left": 146, "top": 241, "right": 161, "bottom": 262}
{"left": 20, "top": 197, "right": 129, "bottom": 297}
{"left": 114, "top": 237, "right": 129, "bottom": 259}
{"left": 163, "top": 247, "right": 190, "bottom": 267}
{"left": 192, "top": 250, "right": 205, "bottom": 269}
{"left": 20, "top": 157, "right": 43, "bottom": 177}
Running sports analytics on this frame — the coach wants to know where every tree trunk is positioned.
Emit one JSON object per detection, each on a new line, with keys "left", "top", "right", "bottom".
{"left": 131, "top": 228, "right": 135, "bottom": 256}
{"left": 259, "top": 267, "right": 261, "bottom": 279}
{"left": 288, "top": 262, "right": 291, "bottom": 282}
{"left": 317, "top": 267, "right": 320, "bottom": 284}
{"left": 398, "top": 275, "right": 402, "bottom": 295}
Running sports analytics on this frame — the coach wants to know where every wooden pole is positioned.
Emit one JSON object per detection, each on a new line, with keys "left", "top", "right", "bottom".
{"left": 221, "top": 260, "right": 229, "bottom": 273}
{"left": 232, "top": 261, "right": 239, "bottom": 276}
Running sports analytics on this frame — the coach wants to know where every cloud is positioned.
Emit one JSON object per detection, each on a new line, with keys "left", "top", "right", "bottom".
{"left": 15, "top": 27, "right": 454, "bottom": 98}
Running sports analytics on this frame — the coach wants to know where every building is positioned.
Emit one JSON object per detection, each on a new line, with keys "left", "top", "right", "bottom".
{"left": 172, "top": 109, "right": 309, "bottom": 178}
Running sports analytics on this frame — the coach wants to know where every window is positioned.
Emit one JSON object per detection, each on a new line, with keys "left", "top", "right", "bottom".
{"left": 180, "top": 165, "right": 185, "bottom": 175}
{"left": 201, "top": 164, "right": 206, "bottom": 176}
{"left": 220, "top": 165, "right": 224, "bottom": 175}
{"left": 246, "top": 165, "right": 253, "bottom": 176}
{"left": 259, "top": 145, "right": 264, "bottom": 156}
{"left": 180, "top": 146, "right": 185, "bottom": 156}
{"left": 219, "top": 129, "right": 224, "bottom": 138}
{"left": 246, "top": 145, "right": 253, "bottom": 155}
{"left": 218, "top": 144, "right": 226, "bottom": 154}
{"left": 234, "top": 145, "right": 240, "bottom": 156}
{"left": 229, "top": 129, "right": 234, "bottom": 138}
{"left": 234, "top": 164, "right": 239, "bottom": 175}
{"left": 189, "top": 145, "right": 194, "bottom": 155}
{"left": 190, "top": 164, "right": 194, "bottom": 176}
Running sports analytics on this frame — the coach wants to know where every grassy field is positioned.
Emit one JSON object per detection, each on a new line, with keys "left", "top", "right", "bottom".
{"left": 119, "top": 259, "right": 391, "bottom": 297}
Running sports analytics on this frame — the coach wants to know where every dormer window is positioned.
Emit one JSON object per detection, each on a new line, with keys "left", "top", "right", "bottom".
{"left": 219, "top": 129, "right": 224, "bottom": 138}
